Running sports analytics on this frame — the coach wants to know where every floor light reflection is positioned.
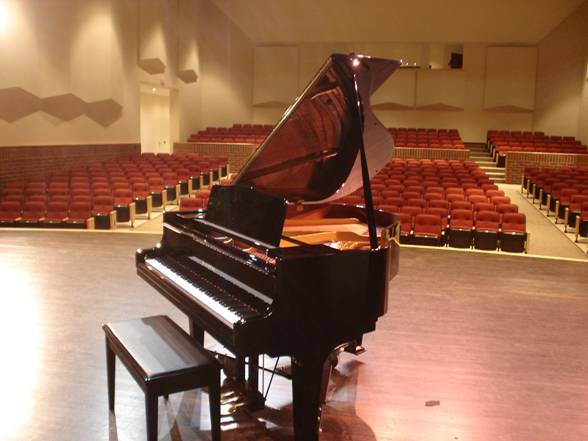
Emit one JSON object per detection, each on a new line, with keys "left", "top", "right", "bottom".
{"left": 0, "top": 253, "right": 41, "bottom": 439}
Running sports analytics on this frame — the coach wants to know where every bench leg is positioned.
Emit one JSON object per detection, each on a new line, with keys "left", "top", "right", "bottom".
{"left": 189, "top": 318, "right": 204, "bottom": 345}
{"left": 145, "top": 391, "right": 158, "bottom": 441}
{"left": 106, "top": 339, "right": 115, "bottom": 412}
{"left": 209, "top": 371, "right": 221, "bottom": 441}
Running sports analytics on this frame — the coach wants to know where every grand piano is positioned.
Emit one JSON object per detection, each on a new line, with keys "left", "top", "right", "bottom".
{"left": 136, "top": 53, "right": 401, "bottom": 441}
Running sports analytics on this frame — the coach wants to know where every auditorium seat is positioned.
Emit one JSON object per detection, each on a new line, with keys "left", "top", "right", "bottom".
{"left": 448, "top": 209, "right": 474, "bottom": 248}
{"left": 0, "top": 201, "right": 22, "bottom": 226}
{"left": 474, "top": 211, "right": 500, "bottom": 250}
{"left": 92, "top": 196, "right": 117, "bottom": 229}
{"left": 113, "top": 188, "right": 136, "bottom": 226}
{"left": 413, "top": 214, "right": 444, "bottom": 246}
{"left": 491, "top": 196, "right": 511, "bottom": 206}
{"left": 450, "top": 200, "right": 472, "bottom": 211}
{"left": 566, "top": 195, "right": 588, "bottom": 230}
{"left": 147, "top": 177, "right": 167, "bottom": 208}
{"left": 500, "top": 213, "right": 527, "bottom": 253}
{"left": 428, "top": 199, "right": 450, "bottom": 210}
{"left": 41, "top": 201, "right": 69, "bottom": 228}
{"left": 426, "top": 207, "right": 449, "bottom": 228}
{"left": 555, "top": 188, "right": 579, "bottom": 224}
{"left": 179, "top": 197, "right": 207, "bottom": 211}
{"left": 496, "top": 203, "right": 518, "bottom": 215}
{"left": 132, "top": 182, "right": 152, "bottom": 218}
{"left": 163, "top": 172, "right": 180, "bottom": 203}
{"left": 176, "top": 167, "right": 192, "bottom": 195}
{"left": 19, "top": 201, "right": 46, "bottom": 226}
{"left": 2, "top": 193, "right": 26, "bottom": 204}
{"left": 397, "top": 212, "right": 413, "bottom": 244}
{"left": 474, "top": 202, "right": 495, "bottom": 213}
{"left": 65, "top": 201, "right": 94, "bottom": 229}
{"left": 574, "top": 202, "right": 588, "bottom": 242}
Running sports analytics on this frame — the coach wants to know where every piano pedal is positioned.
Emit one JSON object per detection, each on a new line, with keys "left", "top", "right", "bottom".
{"left": 221, "top": 390, "right": 240, "bottom": 400}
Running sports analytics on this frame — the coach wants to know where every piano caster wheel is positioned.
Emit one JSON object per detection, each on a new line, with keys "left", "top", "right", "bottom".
{"left": 344, "top": 343, "right": 366, "bottom": 356}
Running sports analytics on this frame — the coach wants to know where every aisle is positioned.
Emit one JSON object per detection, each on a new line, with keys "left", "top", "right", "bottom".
{"left": 500, "top": 184, "right": 587, "bottom": 260}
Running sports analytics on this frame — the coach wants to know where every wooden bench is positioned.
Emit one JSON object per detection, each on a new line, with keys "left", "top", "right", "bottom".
{"left": 103, "top": 315, "right": 221, "bottom": 441}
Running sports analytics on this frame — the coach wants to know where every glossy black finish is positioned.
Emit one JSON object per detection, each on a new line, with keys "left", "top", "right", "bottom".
{"left": 235, "top": 53, "right": 400, "bottom": 204}
{"left": 136, "top": 53, "right": 401, "bottom": 441}
{"left": 103, "top": 315, "right": 221, "bottom": 441}
{"left": 206, "top": 185, "right": 287, "bottom": 247}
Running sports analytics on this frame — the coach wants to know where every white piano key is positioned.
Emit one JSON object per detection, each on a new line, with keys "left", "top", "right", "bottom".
{"left": 145, "top": 258, "right": 242, "bottom": 327}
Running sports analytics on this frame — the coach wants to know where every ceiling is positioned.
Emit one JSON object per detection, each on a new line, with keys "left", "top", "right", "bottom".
{"left": 210, "top": 0, "right": 586, "bottom": 44}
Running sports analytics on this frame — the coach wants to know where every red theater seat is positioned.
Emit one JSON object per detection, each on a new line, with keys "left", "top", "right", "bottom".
{"left": 113, "top": 188, "right": 136, "bottom": 226}
{"left": 448, "top": 209, "right": 473, "bottom": 248}
{"left": 65, "top": 201, "right": 94, "bottom": 229}
{"left": 500, "top": 213, "right": 527, "bottom": 253}
{"left": 20, "top": 201, "right": 46, "bottom": 226}
{"left": 41, "top": 201, "right": 69, "bottom": 228}
{"left": 0, "top": 201, "right": 22, "bottom": 226}
{"left": 413, "top": 214, "right": 444, "bottom": 246}
{"left": 474, "top": 211, "right": 500, "bottom": 250}
{"left": 92, "top": 196, "right": 117, "bottom": 229}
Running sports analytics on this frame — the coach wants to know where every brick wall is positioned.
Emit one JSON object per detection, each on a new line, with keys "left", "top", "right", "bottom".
{"left": 505, "top": 152, "right": 588, "bottom": 184}
{"left": 0, "top": 143, "right": 140, "bottom": 186}
{"left": 174, "top": 142, "right": 258, "bottom": 172}
{"left": 392, "top": 147, "right": 470, "bottom": 160}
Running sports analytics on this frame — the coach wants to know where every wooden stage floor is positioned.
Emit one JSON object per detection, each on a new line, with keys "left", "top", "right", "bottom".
{"left": 1, "top": 230, "right": 587, "bottom": 441}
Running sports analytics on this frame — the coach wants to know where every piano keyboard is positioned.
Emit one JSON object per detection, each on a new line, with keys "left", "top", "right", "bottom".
{"left": 145, "top": 256, "right": 263, "bottom": 328}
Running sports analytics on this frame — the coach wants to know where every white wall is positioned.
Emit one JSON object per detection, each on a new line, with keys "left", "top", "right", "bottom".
{"left": 250, "top": 43, "right": 536, "bottom": 142}
{"left": 0, "top": 0, "right": 254, "bottom": 146}
{"left": 534, "top": 1, "right": 588, "bottom": 142}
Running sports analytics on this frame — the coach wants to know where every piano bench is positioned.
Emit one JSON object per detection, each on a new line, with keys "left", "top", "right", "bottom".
{"left": 103, "top": 315, "right": 221, "bottom": 441}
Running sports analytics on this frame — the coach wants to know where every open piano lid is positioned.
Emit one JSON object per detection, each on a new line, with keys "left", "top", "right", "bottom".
{"left": 234, "top": 53, "right": 401, "bottom": 204}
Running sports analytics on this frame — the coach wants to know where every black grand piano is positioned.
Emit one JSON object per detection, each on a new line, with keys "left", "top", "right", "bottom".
{"left": 136, "top": 53, "right": 401, "bottom": 441}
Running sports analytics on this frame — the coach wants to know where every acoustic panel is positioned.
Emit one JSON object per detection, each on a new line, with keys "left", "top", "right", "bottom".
{"left": 42, "top": 94, "right": 86, "bottom": 121}
{"left": 416, "top": 70, "right": 465, "bottom": 111}
{"left": 253, "top": 46, "right": 299, "bottom": 106}
{"left": 0, "top": 87, "right": 41, "bottom": 122}
{"left": 371, "top": 69, "right": 416, "bottom": 110}
{"left": 484, "top": 47, "right": 537, "bottom": 113}
{"left": 86, "top": 99, "right": 123, "bottom": 127}
{"left": 0, "top": 87, "right": 122, "bottom": 126}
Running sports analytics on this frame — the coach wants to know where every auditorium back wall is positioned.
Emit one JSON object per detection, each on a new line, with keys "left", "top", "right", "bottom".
{"left": 0, "top": 0, "right": 254, "bottom": 147}
{"left": 534, "top": 0, "right": 588, "bottom": 144}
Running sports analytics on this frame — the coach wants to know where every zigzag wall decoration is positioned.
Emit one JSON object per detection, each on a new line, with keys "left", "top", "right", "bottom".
{"left": 0, "top": 87, "right": 123, "bottom": 127}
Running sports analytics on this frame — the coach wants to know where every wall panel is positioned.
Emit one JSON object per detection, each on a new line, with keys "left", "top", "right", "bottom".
{"left": 253, "top": 46, "right": 299, "bottom": 106}
{"left": 416, "top": 70, "right": 465, "bottom": 111}
{"left": 484, "top": 46, "right": 537, "bottom": 113}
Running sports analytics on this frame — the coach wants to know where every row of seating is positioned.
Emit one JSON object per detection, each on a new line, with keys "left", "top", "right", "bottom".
{"left": 396, "top": 210, "right": 527, "bottom": 252}
{"left": 0, "top": 153, "right": 229, "bottom": 229}
{"left": 388, "top": 128, "right": 464, "bottom": 149}
{"left": 341, "top": 158, "right": 526, "bottom": 251}
{"left": 188, "top": 123, "right": 273, "bottom": 144}
{"left": 0, "top": 199, "right": 101, "bottom": 229}
{"left": 522, "top": 166, "right": 588, "bottom": 242}
{"left": 187, "top": 125, "right": 465, "bottom": 149}
{"left": 487, "top": 130, "right": 588, "bottom": 167}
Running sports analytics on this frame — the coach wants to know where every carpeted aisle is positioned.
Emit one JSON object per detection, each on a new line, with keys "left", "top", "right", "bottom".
{"left": 500, "top": 184, "right": 587, "bottom": 260}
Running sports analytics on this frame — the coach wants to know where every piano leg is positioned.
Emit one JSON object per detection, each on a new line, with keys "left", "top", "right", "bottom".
{"left": 235, "top": 356, "right": 245, "bottom": 383}
{"left": 188, "top": 318, "right": 204, "bottom": 345}
{"left": 291, "top": 351, "right": 332, "bottom": 441}
{"left": 246, "top": 354, "right": 265, "bottom": 411}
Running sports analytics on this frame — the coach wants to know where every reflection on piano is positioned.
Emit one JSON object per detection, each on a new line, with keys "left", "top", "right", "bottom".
{"left": 136, "top": 53, "right": 401, "bottom": 441}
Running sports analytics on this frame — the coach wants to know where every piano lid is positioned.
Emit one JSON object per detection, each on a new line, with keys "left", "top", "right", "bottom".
{"left": 234, "top": 53, "right": 401, "bottom": 204}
